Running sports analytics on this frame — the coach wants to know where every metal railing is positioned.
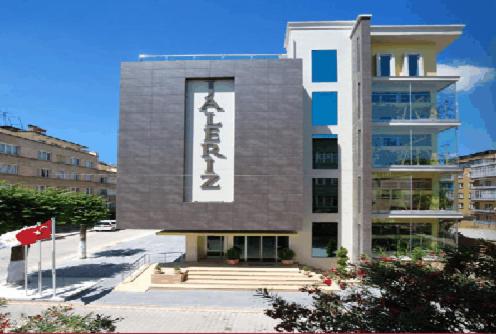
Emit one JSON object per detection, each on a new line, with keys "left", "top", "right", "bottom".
{"left": 121, "top": 252, "right": 185, "bottom": 282}
{"left": 138, "top": 53, "right": 285, "bottom": 61}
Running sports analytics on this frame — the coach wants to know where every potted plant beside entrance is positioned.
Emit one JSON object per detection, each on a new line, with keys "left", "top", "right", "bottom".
{"left": 279, "top": 248, "right": 295, "bottom": 265}
{"left": 226, "top": 247, "right": 241, "bottom": 265}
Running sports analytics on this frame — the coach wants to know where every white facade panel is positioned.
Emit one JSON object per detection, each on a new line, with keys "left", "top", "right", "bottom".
{"left": 185, "top": 79, "right": 235, "bottom": 202}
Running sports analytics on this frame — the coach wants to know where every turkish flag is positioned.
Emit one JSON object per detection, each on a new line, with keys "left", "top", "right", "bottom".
{"left": 15, "top": 220, "right": 52, "bottom": 246}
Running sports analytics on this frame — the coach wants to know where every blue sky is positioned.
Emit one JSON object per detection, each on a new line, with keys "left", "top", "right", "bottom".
{"left": 0, "top": 0, "right": 494, "bottom": 164}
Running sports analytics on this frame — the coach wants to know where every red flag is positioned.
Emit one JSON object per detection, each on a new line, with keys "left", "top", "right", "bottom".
{"left": 15, "top": 220, "right": 52, "bottom": 246}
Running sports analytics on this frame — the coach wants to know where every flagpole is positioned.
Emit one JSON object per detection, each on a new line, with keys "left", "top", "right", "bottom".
{"left": 24, "top": 245, "right": 28, "bottom": 296}
{"left": 37, "top": 222, "right": 42, "bottom": 297}
{"left": 51, "top": 217, "right": 56, "bottom": 299}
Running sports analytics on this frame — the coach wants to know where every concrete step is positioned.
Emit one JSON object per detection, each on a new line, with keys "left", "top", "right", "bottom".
{"left": 185, "top": 266, "right": 300, "bottom": 272}
{"left": 187, "top": 275, "right": 320, "bottom": 281}
{"left": 185, "top": 279, "right": 321, "bottom": 285}
{"left": 149, "top": 283, "right": 332, "bottom": 292}
{"left": 188, "top": 270, "right": 308, "bottom": 277}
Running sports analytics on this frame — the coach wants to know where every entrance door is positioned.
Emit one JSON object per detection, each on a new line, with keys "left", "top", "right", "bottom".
{"left": 206, "top": 236, "right": 224, "bottom": 257}
{"left": 247, "top": 236, "right": 261, "bottom": 261}
{"left": 262, "top": 236, "right": 276, "bottom": 262}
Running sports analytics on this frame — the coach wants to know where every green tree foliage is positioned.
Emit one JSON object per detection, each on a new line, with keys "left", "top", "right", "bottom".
{"left": 262, "top": 245, "right": 496, "bottom": 332}
{"left": 0, "top": 182, "right": 108, "bottom": 234}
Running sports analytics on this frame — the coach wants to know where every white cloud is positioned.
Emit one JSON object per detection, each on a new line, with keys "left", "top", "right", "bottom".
{"left": 437, "top": 63, "right": 495, "bottom": 92}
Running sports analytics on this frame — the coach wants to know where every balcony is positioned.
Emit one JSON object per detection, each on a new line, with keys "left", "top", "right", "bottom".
{"left": 372, "top": 175, "right": 461, "bottom": 218}
{"left": 138, "top": 53, "right": 285, "bottom": 61}
{"left": 372, "top": 127, "right": 459, "bottom": 171}
{"left": 474, "top": 220, "right": 496, "bottom": 226}
{"left": 471, "top": 190, "right": 496, "bottom": 201}
{"left": 471, "top": 163, "right": 496, "bottom": 179}
{"left": 472, "top": 208, "right": 496, "bottom": 214}
{"left": 372, "top": 77, "right": 458, "bottom": 125}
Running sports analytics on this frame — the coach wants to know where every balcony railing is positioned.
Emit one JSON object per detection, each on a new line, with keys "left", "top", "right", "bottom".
{"left": 372, "top": 128, "right": 458, "bottom": 168}
{"left": 138, "top": 53, "right": 285, "bottom": 62}
{"left": 472, "top": 190, "right": 496, "bottom": 201}
{"left": 372, "top": 177, "right": 455, "bottom": 212}
{"left": 372, "top": 79, "right": 457, "bottom": 122}
{"left": 471, "top": 165, "right": 496, "bottom": 179}
{"left": 474, "top": 220, "right": 496, "bottom": 226}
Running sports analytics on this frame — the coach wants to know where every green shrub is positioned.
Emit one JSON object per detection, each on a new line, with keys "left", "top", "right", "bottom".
{"left": 326, "top": 239, "right": 337, "bottom": 257}
{"left": 226, "top": 247, "right": 241, "bottom": 260}
{"left": 412, "top": 247, "right": 427, "bottom": 262}
{"left": 336, "top": 247, "right": 349, "bottom": 277}
{"left": 278, "top": 248, "right": 295, "bottom": 260}
{"left": 11, "top": 305, "right": 120, "bottom": 333}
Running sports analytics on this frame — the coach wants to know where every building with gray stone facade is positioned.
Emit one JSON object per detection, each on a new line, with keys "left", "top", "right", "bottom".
{"left": 118, "top": 15, "right": 464, "bottom": 267}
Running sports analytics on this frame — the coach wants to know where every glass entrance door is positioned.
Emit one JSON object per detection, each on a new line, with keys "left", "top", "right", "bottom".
{"left": 207, "top": 236, "right": 224, "bottom": 257}
{"left": 262, "top": 236, "right": 276, "bottom": 262}
{"left": 247, "top": 236, "right": 261, "bottom": 261}
{"left": 241, "top": 236, "right": 281, "bottom": 262}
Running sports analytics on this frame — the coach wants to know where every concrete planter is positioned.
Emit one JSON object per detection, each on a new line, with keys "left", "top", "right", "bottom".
{"left": 151, "top": 270, "right": 188, "bottom": 284}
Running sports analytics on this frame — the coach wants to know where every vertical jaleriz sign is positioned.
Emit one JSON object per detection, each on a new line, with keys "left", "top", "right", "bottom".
{"left": 184, "top": 79, "right": 235, "bottom": 202}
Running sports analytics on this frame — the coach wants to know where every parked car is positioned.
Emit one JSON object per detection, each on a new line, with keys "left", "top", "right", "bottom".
{"left": 94, "top": 220, "right": 117, "bottom": 231}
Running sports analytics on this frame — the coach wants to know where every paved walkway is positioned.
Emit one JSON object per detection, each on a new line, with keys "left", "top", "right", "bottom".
{"left": 4, "top": 301, "right": 280, "bottom": 332}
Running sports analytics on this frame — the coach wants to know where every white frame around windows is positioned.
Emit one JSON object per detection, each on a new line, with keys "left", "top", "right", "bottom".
{"left": 376, "top": 53, "right": 395, "bottom": 77}
{"left": 402, "top": 53, "right": 424, "bottom": 77}
{"left": 0, "top": 142, "right": 19, "bottom": 155}
{"left": 38, "top": 150, "right": 51, "bottom": 161}
{"left": 0, "top": 164, "right": 18, "bottom": 175}
{"left": 70, "top": 157, "right": 80, "bottom": 166}
{"left": 39, "top": 168, "right": 50, "bottom": 178}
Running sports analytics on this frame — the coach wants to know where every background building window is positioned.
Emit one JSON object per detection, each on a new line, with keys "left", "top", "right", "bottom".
{"left": 312, "top": 50, "right": 337, "bottom": 82}
{"left": 0, "top": 143, "right": 19, "bottom": 155}
{"left": 0, "top": 164, "right": 17, "bottom": 174}
{"left": 312, "top": 178, "right": 338, "bottom": 213}
{"left": 312, "top": 92, "right": 338, "bottom": 126}
{"left": 70, "top": 157, "right": 80, "bottom": 166}
{"left": 84, "top": 160, "right": 94, "bottom": 168}
{"left": 312, "top": 134, "right": 338, "bottom": 169}
{"left": 39, "top": 168, "right": 50, "bottom": 178}
{"left": 312, "top": 222, "right": 338, "bottom": 257}
{"left": 38, "top": 151, "right": 51, "bottom": 161}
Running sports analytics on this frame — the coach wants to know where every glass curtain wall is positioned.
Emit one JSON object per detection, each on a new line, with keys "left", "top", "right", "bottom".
{"left": 372, "top": 81, "right": 457, "bottom": 122}
{"left": 372, "top": 127, "right": 458, "bottom": 167}
{"left": 372, "top": 173, "right": 455, "bottom": 212}
{"left": 372, "top": 219, "right": 458, "bottom": 254}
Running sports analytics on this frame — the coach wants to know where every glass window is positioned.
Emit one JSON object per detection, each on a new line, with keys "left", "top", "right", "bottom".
{"left": 312, "top": 92, "right": 338, "bottom": 126}
{"left": 408, "top": 54, "right": 420, "bottom": 76}
{"left": 379, "top": 54, "right": 391, "bottom": 76}
{"left": 312, "top": 50, "right": 337, "bottom": 82}
{"left": 0, "top": 164, "right": 17, "bottom": 174}
{"left": 312, "top": 222, "right": 338, "bottom": 257}
{"left": 39, "top": 168, "right": 50, "bottom": 178}
{"left": 312, "top": 178, "right": 338, "bottom": 213}
{"left": 312, "top": 135, "right": 338, "bottom": 169}
{"left": 38, "top": 151, "right": 51, "bottom": 161}
{"left": 71, "top": 157, "right": 80, "bottom": 166}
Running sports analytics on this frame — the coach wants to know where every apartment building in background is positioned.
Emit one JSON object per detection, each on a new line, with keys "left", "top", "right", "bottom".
{"left": 458, "top": 150, "right": 496, "bottom": 230}
{"left": 0, "top": 124, "right": 117, "bottom": 214}
{"left": 118, "top": 15, "right": 464, "bottom": 267}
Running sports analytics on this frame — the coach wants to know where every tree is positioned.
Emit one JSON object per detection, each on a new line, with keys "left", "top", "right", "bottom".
{"left": 261, "top": 245, "right": 496, "bottom": 332}
{"left": 0, "top": 182, "right": 109, "bottom": 234}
